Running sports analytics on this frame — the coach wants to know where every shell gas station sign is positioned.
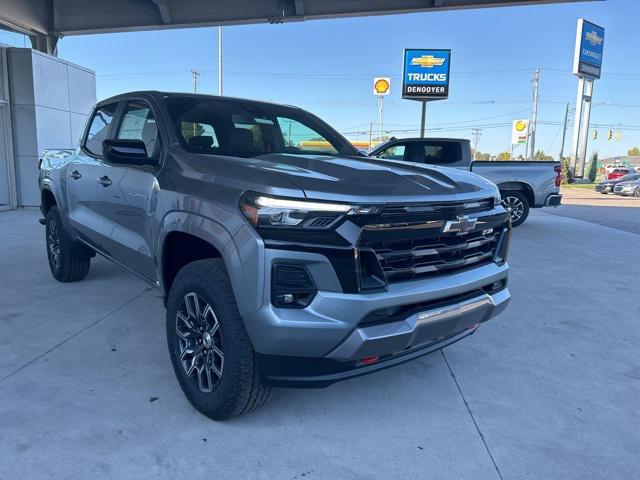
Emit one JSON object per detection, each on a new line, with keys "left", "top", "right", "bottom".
{"left": 373, "top": 77, "right": 391, "bottom": 96}
{"left": 511, "top": 119, "right": 529, "bottom": 146}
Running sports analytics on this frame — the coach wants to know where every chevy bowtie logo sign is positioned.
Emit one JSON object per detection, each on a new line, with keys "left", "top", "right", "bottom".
{"left": 442, "top": 216, "right": 477, "bottom": 235}
{"left": 410, "top": 55, "right": 446, "bottom": 68}
{"left": 402, "top": 49, "right": 451, "bottom": 100}
{"left": 573, "top": 19, "right": 605, "bottom": 79}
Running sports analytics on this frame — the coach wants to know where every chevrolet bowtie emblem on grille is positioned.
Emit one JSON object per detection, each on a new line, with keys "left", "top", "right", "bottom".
{"left": 443, "top": 215, "right": 477, "bottom": 234}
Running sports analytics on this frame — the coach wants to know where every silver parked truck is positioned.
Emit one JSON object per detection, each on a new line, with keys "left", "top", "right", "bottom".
{"left": 369, "top": 138, "right": 563, "bottom": 226}
{"left": 39, "top": 92, "right": 511, "bottom": 420}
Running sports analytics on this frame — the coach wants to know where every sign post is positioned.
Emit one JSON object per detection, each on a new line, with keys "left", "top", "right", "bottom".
{"left": 570, "top": 19, "right": 604, "bottom": 178}
{"left": 402, "top": 49, "right": 451, "bottom": 138}
{"left": 373, "top": 77, "right": 391, "bottom": 145}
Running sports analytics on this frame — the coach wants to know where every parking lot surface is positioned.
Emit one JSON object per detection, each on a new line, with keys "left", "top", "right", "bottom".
{"left": 1, "top": 207, "right": 638, "bottom": 479}
{"left": 550, "top": 187, "right": 640, "bottom": 235}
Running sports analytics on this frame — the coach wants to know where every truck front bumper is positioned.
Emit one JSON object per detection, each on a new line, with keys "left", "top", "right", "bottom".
{"left": 243, "top": 251, "right": 510, "bottom": 387}
{"left": 257, "top": 286, "right": 509, "bottom": 388}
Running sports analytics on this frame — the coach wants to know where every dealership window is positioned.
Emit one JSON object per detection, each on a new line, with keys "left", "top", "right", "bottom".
{"left": 117, "top": 102, "right": 159, "bottom": 156}
{"left": 84, "top": 103, "right": 118, "bottom": 156}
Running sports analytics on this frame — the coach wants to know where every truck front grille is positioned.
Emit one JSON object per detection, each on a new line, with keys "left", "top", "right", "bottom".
{"left": 361, "top": 229, "right": 501, "bottom": 283}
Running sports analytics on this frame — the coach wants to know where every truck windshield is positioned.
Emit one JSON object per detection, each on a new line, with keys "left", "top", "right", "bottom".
{"left": 165, "top": 96, "right": 360, "bottom": 159}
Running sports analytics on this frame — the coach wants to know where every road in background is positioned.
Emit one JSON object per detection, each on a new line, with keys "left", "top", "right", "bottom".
{"left": 543, "top": 187, "right": 640, "bottom": 235}
{"left": 0, "top": 209, "right": 638, "bottom": 479}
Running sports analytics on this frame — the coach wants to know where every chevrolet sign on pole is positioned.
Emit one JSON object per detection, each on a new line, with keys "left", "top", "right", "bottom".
{"left": 573, "top": 19, "right": 605, "bottom": 79}
{"left": 570, "top": 19, "right": 605, "bottom": 178}
{"left": 402, "top": 49, "right": 451, "bottom": 100}
{"left": 402, "top": 49, "right": 451, "bottom": 138}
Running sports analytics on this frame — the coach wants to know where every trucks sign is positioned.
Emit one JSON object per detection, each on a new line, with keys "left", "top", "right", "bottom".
{"left": 573, "top": 19, "right": 605, "bottom": 79}
{"left": 402, "top": 49, "right": 451, "bottom": 100}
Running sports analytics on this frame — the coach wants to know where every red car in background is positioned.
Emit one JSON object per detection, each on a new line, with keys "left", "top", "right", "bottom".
{"left": 608, "top": 168, "right": 634, "bottom": 180}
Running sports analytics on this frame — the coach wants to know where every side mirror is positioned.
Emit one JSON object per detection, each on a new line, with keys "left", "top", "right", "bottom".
{"left": 102, "top": 139, "right": 151, "bottom": 165}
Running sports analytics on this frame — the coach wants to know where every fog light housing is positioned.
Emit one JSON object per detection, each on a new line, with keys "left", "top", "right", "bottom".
{"left": 271, "top": 265, "right": 317, "bottom": 308}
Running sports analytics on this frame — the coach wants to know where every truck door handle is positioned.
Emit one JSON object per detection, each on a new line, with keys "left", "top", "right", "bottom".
{"left": 97, "top": 175, "right": 112, "bottom": 187}
{"left": 70, "top": 170, "right": 82, "bottom": 180}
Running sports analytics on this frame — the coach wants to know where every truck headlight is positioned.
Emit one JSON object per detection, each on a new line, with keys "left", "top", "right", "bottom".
{"left": 493, "top": 192, "right": 502, "bottom": 207}
{"left": 240, "top": 192, "right": 379, "bottom": 229}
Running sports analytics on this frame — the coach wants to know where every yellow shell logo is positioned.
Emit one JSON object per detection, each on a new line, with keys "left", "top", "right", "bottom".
{"left": 374, "top": 78, "right": 390, "bottom": 95}
{"left": 515, "top": 120, "right": 527, "bottom": 132}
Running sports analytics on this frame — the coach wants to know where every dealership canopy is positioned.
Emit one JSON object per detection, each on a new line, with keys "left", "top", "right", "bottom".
{"left": 0, "top": 0, "right": 586, "bottom": 55}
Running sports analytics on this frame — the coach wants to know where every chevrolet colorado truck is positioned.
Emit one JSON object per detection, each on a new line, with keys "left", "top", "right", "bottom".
{"left": 39, "top": 92, "right": 511, "bottom": 420}
{"left": 369, "top": 138, "right": 562, "bottom": 226}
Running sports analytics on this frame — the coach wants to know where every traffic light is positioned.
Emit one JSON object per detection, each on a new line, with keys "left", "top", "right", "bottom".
{"left": 607, "top": 129, "right": 613, "bottom": 140}
{"left": 592, "top": 130, "right": 598, "bottom": 140}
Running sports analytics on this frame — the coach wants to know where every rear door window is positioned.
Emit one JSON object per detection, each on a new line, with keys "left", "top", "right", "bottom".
{"left": 421, "top": 141, "right": 462, "bottom": 165}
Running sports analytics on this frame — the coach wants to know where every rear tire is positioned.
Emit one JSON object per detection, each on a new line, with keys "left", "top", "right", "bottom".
{"left": 45, "top": 206, "right": 91, "bottom": 282}
{"left": 635, "top": 188, "right": 640, "bottom": 198}
{"left": 501, "top": 190, "right": 530, "bottom": 227}
{"left": 166, "top": 258, "right": 270, "bottom": 421}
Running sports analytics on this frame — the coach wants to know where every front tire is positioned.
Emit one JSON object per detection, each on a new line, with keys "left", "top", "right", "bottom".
{"left": 45, "top": 206, "right": 91, "bottom": 282}
{"left": 635, "top": 188, "right": 640, "bottom": 198}
{"left": 501, "top": 190, "right": 530, "bottom": 227}
{"left": 166, "top": 259, "right": 270, "bottom": 421}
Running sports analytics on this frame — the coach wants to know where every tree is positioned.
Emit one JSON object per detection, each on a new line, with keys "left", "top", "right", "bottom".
{"left": 560, "top": 157, "right": 573, "bottom": 184}
{"left": 534, "top": 149, "right": 554, "bottom": 161}
{"left": 587, "top": 151, "right": 598, "bottom": 182}
{"left": 181, "top": 121, "right": 204, "bottom": 142}
{"left": 628, "top": 146, "right": 640, "bottom": 156}
{"left": 496, "top": 152, "right": 511, "bottom": 160}
{"left": 473, "top": 150, "right": 491, "bottom": 161}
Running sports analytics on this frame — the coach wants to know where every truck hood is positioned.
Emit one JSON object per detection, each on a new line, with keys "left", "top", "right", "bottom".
{"left": 247, "top": 153, "right": 498, "bottom": 203}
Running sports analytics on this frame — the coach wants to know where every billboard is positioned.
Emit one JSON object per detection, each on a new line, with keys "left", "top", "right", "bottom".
{"left": 402, "top": 49, "right": 451, "bottom": 100}
{"left": 373, "top": 77, "right": 391, "bottom": 96}
{"left": 511, "top": 119, "right": 529, "bottom": 146}
{"left": 573, "top": 19, "right": 605, "bottom": 79}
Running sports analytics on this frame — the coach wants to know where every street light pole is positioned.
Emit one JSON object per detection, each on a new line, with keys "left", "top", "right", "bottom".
{"left": 420, "top": 101, "right": 427, "bottom": 138}
{"left": 558, "top": 102, "right": 570, "bottom": 162}
{"left": 472, "top": 128, "right": 482, "bottom": 160}
{"left": 529, "top": 69, "right": 540, "bottom": 160}
{"left": 218, "top": 27, "right": 223, "bottom": 95}
{"left": 191, "top": 69, "right": 200, "bottom": 93}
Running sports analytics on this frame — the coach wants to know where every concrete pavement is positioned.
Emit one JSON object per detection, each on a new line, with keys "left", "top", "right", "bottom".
{"left": 547, "top": 187, "right": 640, "bottom": 235}
{"left": 0, "top": 208, "right": 638, "bottom": 479}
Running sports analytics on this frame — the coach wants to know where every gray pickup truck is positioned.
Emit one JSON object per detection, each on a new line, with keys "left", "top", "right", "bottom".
{"left": 369, "top": 138, "right": 562, "bottom": 226}
{"left": 39, "top": 91, "right": 511, "bottom": 420}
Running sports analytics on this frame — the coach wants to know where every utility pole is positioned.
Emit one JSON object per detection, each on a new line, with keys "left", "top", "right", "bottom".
{"left": 368, "top": 122, "right": 373, "bottom": 149}
{"left": 471, "top": 128, "right": 482, "bottom": 160}
{"left": 558, "top": 102, "right": 570, "bottom": 162}
{"left": 529, "top": 69, "right": 540, "bottom": 160}
{"left": 191, "top": 69, "right": 200, "bottom": 93}
{"left": 218, "top": 27, "right": 223, "bottom": 95}
{"left": 377, "top": 96, "right": 384, "bottom": 142}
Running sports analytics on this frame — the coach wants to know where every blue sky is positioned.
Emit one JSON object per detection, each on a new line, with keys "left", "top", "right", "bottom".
{"left": 0, "top": 0, "right": 635, "bottom": 157}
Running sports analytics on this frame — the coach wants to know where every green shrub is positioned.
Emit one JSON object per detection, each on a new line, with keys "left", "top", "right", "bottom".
{"left": 587, "top": 152, "right": 598, "bottom": 182}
